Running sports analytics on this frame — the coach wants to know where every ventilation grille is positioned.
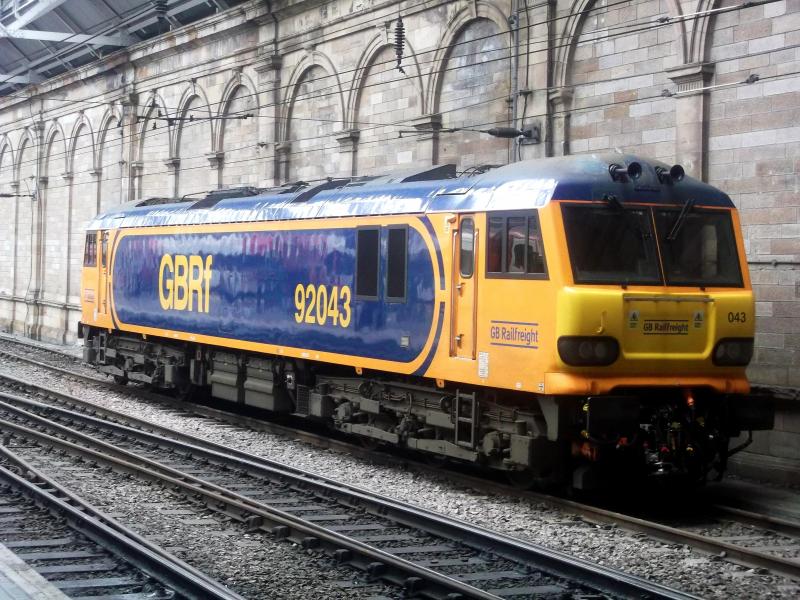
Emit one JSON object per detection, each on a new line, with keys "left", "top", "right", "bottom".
{"left": 295, "top": 385, "right": 310, "bottom": 416}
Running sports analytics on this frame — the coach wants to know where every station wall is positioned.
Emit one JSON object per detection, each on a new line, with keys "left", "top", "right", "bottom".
{"left": 0, "top": 0, "right": 798, "bottom": 398}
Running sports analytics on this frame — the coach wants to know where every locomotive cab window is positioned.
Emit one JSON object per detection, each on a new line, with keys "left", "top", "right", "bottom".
{"left": 83, "top": 232, "right": 97, "bottom": 267}
{"left": 562, "top": 204, "right": 661, "bottom": 285}
{"left": 356, "top": 228, "right": 380, "bottom": 299}
{"left": 460, "top": 218, "right": 475, "bottom": 278}
{"left": 654, "top": 208, "right": 743, "bottom": 287}
{"left": 100, "top": 232, "right": 109, "bottom": 269}
{"left": 486, "top": 212, "right": 546, "bottom": 278}
{"left": 562, "top": 203, "right": 744, "bottom": 288}
{"left": 386, "top": 227, "right": 407, "bottom": 301}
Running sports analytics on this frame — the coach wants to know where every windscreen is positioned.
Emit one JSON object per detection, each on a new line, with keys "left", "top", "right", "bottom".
{"left": 562, "top": 203, "right": 743, "bottom": 287}
{"left": 561, "top": 205, "right": 661, "bottom": 284}
{"left": 654, "top": 208, "right": 743, "bottom": 287}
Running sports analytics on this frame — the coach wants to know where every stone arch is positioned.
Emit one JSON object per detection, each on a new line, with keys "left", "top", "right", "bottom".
{"left": 67, "top": 114, "right": 96, "bottom": 174}
{"left": 173, "top": 82, "right": 216, "bottom": 195}
{"left": 281, "top": 52, "right": 345, "bottom": 141}
{"left": 431, "top": 9, "right": 514, "bottom": 169}
{"left": 216, "top": 72, "right": 260, "bottom": 151}
{"left": 136, "top": 92, "right": 173, "bottom": 162}
{"left": 426, "top": 1, "right": 510, "bottom": 115}
{"left": 282, "top": 55, "right": 346, "bottom": 181}
{"left": 13, "top": 130, "right": 37, "bottom": 309}
{"left": 0, "top": 135, "right": 15, "bottom": 183}
{"left": 217, "top": 73, "right": 260, "bottom": 188}
{"left": 348, "top": 35, "right": 426, "bottom": 174}
{"left": 40, "top": 120, "right": 69, "bottom": 307}
{"left": 554, "top": 0, "right": 687, "bottom": 91}
{"left": 97, "top": 105, "right": 124, "bottom": 210}
{"left": 0, "top": 135, "right": 16, "bottom": 300}
{"left": 346, "top": 34, "right": 424, "bottom": 128}
{"left": 175, "top": 83, "right": 215, "bottom": 151}
{"left": 43, "top": 121, "right": 68, "bottom": 177}
{"left": 69, "top": 115, "right": 100, "bottom": 310}
{"left": 136, "top": 92, "right": 174, "bottom": 198}
{"left": 96, "top": 105, "right": 123, "bottom": 170}
{"left": 692, "top": 0, "right": 719, "bottom": 64}
{"left": 560, "top": 0, "right": 682, "bottom": 160}
{"left": 14, "top": 129, "right": 37, "bottom": 184}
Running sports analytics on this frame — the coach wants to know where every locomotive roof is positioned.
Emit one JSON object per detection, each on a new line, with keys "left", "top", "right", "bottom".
{"left": 88, "top": 154, "right": 735, "bottom": 230}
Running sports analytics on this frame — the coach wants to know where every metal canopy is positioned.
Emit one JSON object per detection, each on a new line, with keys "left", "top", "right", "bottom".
{"left": 0, "top": 0, "right": 243, "bottom": 98}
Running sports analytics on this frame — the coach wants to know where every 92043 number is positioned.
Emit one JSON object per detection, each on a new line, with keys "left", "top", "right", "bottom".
{"left": 727, "top": 311, "right": 747, "bottom": 324}
{"left": 294, "top": 283, "right": 352, "bottom": 328}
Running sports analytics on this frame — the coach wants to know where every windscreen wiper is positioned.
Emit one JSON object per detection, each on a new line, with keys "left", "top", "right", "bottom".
{"left": 602, "top": 194, "right": 650, "bottom": 239}
{"left": 666, "top": 198, "right": 695, "bottom": 241}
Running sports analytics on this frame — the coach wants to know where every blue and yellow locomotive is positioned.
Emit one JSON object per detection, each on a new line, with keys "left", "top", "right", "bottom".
{"left": 79, "top": 155, "right": 773, "bottom": 488}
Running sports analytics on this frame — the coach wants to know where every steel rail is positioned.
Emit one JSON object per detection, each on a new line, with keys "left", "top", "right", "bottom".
{"left": 0, "top": 444, "right": 244, "bottom": 600}
{"left": 0, "top": 398, "right": 519, "bottom": 600}
{"left": 0, "top": 386, "right": 696, "bottom": 600}
{"left": 710, "top": 504, "right": 800, "bottom": 540}
{"left": 0, "top": 345, "right": 107, "bottom": 384}
{"left": 2, "top": 342, "right": 799, "bottom": 582}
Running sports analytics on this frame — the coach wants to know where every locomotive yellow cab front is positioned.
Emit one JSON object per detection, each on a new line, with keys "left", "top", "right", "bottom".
{"left": 550, "top": 287, "right": 754, "bottom": 395}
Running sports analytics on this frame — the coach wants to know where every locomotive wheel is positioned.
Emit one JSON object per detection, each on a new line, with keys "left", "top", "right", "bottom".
{"left": 175, "top": 380, "right": 196, "bottom": 402}
{"left": 113, "top": 374, "right": 128, "bottom": 386}
{"left": 506, "top": 468, "right": 537, "bottom": 490}
{"left": 357, "top": 435, "right": 382, "bottom": 451}
{"left": 424, "top": 452, "right": 450, "bottom": 468}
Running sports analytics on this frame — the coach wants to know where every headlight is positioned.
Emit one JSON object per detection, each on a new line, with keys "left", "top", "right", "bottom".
{"left": 712, "top": 338, "right": 753, "bottom": 366}
{"left": 558, "top": 336, "right": 620, "bottom": 366}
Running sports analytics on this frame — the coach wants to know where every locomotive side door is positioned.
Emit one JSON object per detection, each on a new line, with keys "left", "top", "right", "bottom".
{"left": 97, "top": 231, "right": 109, "bottom": 318}
{"left": 450, "top": 215, "right": 477, "bottom": 359}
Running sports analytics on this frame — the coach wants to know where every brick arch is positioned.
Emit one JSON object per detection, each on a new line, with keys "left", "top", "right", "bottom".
{"left": 426, "top": 1, "right": 510, "bottom": 115}
{"left": 346, "top": 33, "right": 424, "bottom": 128}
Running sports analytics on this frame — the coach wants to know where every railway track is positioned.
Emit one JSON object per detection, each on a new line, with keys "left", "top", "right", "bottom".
{"left": 0, "top": 440, "right": 241, "bottom": 599}
{"left": 0, "top": 370, "right": 694, "bottom": 599}
{"left": 1, "top": 335, "right": 799, "bottom": 583}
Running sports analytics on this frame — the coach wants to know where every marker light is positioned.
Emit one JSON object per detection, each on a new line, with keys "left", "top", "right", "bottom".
{"left": 712, "top": 338, "right": 754, "bottom": 366}
{"left": 558, "top": 336, "right": 620, "bottom": 366}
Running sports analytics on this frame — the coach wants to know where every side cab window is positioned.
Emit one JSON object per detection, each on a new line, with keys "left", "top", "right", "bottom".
{"left": 460, "top": 218, "right": 475, "bottom": 278}
{"left": 486, "top": 212, "right": 547, "bottom": 278}
{"left": 83, "top": 232, "right": 97, "bottom": 267}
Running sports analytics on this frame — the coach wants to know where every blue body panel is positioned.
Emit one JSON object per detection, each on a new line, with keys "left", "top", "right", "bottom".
{"left": 112, "top": 227, "right": 436, "bottom": 362}
{"left": 88, "top": 155, "right": 735, "bottom": 231}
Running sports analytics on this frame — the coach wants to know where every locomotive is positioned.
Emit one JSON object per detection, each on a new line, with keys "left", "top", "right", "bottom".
{"left": 79, "top": 154, "right": 774, "bottom": 489}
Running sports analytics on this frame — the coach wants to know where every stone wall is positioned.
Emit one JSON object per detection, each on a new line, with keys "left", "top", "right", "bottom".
{"left": 0, "top": 0, "right": 797, "bottom": 403}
